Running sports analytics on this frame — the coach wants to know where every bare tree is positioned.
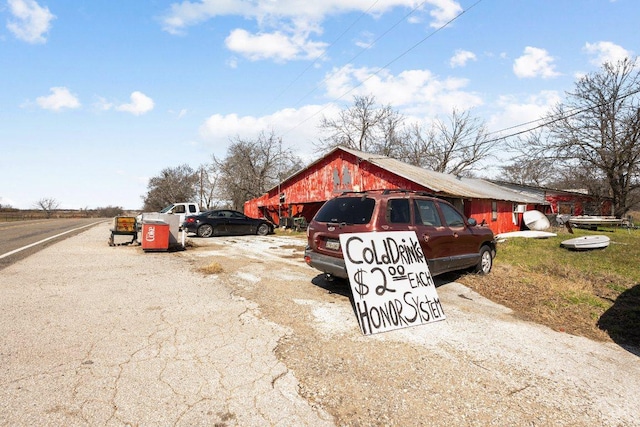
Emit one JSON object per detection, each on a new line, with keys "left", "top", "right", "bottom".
{"left": 317, "top": 95, "right": 403, "bottom": 154}
{"left": 499, "top": 131, "right": 558, "bottom": 186}
{"left": 529, "top": 57, "right": 640, "bottom": 217}
{"left": 142, "top": 164, "right": 199, "bottom": 211}
{"left": 216, "top": 131, "right": 303, "bottom": 210}
{"left": 396, "top": 122, "right": 433, "bottom": 167}
{"left": 370, "top": 108, "right": 406, "bottom": 158}
{"left": 196, "top": 162, "right": 224, "bottom": 209}
{"left": 399, "top": 109, "right": 495, "bottom": 176}
{"left": 553, "top": 164, "right": 612, "bottom": 214}
{"left": 499, "top": 158, "right": 556, "bottom": 187}
{"left": 34, "top": 197, "right": 60, "bottom": 218}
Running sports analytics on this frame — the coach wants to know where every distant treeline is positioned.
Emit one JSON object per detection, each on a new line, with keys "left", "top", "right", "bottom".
{"left": 0, "top": 206, "right": 137, "bottom": 222}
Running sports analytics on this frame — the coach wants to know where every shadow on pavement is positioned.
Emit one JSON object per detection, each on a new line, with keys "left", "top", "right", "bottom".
{"left": 311, "top": 274, "right": 352, "bottom": 298}
{"left": 598, "top": 283, "right": 640, "bottom": 357}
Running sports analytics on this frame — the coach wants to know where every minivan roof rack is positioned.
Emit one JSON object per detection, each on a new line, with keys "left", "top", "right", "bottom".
{"left": 382, "top": 189, "right": 438, "bottom": 197}
{"left": 337, "top": 188, "right": 437, "bottom": 197}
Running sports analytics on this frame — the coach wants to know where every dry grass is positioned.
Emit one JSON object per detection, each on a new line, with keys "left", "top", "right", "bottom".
{"left": 458, "top": 226, "right": 640, "bottom": 348}
{"left": 197, "top": 261, "right": 224, "bottom": 275}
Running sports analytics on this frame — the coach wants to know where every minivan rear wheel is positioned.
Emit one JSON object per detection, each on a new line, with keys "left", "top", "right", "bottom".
{"left": 474, "top": 246, "right": 493, "bottom": 275}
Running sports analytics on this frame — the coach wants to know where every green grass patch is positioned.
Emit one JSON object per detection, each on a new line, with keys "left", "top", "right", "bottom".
{"left": 607, "top": 283, "right": 628, "bottom": 293}
{"left": 462, "top": 226, "right": 640, "bottom": 347}
{"left": 561, "top": 291, "right": 609, "bottom": 309}
{"left": 495, "top": 227, "right": 640, "bottom": 286}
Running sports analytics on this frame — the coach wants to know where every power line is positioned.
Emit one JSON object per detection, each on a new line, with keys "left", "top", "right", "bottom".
{"left": 261, "top": 0, "right": 382, "bottom": 116}
{"left": 282, "top": 0, "right": 483, "bottom": 138}
{"left": 289, "top": 0, "right": 432, "bottom": 109}
{"left": 481, "top": 85, "right": 640, "bottom": 146}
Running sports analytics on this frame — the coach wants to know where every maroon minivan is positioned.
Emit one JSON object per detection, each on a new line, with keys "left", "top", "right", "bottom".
{"left": 304, "top": 189, "right": 496, "bottom": 280}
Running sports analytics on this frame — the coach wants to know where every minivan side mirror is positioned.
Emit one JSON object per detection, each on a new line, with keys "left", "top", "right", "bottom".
{"left": 467, "top": 218, "right": 477, "bottom": 226}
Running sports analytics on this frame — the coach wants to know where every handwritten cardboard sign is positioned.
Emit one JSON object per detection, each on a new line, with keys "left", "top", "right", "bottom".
{"left": 339, "top": 231, "right": 446, "bottom": 335}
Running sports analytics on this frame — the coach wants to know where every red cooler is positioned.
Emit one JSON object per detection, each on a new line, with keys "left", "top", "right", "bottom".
{"left": 141, "top": 221, "right": 170, "bottom": 251}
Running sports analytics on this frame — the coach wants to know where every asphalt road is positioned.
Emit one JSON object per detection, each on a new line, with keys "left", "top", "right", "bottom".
{"left": 0, "top": 218, "right": 107, "bottom": 270}
{"left": 0, "top": 222, "right": 334, "bottom": 426}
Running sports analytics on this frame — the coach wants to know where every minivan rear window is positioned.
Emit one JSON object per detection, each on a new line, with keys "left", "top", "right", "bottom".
{"left": 314, "top": 197, "right": 376, "bottom": 225}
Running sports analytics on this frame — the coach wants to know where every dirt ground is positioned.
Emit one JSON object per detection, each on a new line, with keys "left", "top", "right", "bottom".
{"left": 183, "top": 233, "right": 640, "bottom": 427}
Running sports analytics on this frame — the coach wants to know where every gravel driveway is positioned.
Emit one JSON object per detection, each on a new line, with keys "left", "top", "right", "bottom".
{"left": 1, "top": 223, "right": 638, "bottom": 426}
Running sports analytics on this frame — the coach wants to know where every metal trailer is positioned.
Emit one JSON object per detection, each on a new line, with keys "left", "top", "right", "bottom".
{"left": 109, "top": 216, "right": 138, "bottom": 246}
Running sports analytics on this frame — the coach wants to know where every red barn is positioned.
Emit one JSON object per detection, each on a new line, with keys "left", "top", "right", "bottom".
{"left": 492, "top": 181, "right": 614, "bottom": 217}
{"left": 244, "top": 147, "right": 549, "bottom": 235}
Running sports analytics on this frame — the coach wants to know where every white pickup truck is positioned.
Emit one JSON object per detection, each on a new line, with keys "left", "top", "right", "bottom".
{"left": 157, "top": 202, "right": 201, "bottom": 223}
{"left": 137, "top": 202, "right": 201, "bottom": 228}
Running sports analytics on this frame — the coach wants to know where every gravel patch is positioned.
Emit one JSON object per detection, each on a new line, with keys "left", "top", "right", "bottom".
{"left": 191, "top": 232, "right": 640, "bottom": 427}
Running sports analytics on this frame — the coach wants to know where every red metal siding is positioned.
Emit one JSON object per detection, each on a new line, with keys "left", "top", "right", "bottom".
{"left": 546, "top": 194, "right": 584, "bottom": 215}
{"left": 544, "top": 192, "right": 612, "bottom": 216}
{"left": 245, "top": 151, "right": 428, "bottom": 225}
{"left": 246, "top": 149, "right": 599, "bottom": 235}
{"left": 465, "top": 199, "right": 522, "bottom": 235}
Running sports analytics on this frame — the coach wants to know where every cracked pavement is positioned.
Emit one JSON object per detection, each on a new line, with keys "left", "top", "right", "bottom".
{"left": 0, "top": 224, "right": 333, "bottom": 426}
{"left": 2, "top": 223, "right": 639, "bottom": 426}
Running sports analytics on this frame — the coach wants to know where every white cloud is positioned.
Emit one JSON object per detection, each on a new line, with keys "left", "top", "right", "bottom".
{"left": 225, "top": 28, "right": 327, "bottom": 62}
{"left": 488, "top": 90, "right": 561, "bottom": 133}
{"left": 354, "top": 31, "right": 375, "bottom": 49}
{"left": 513, "top": 47, "right": 561, "bottom": 79}
{"left": 583, "top": 41, "right": 631, "bottom": 66}
{"left": 161, "top": 0, "right": 456, "bottom": 33}
{"left": 425, "top": 0, "right": 463, "bottom": 28}
{"left": 94, "top": 96, "right": 113, "bottom": 112}
{"left": 161, "top": 0, "right": 462, "bottom": 62}
{"left": 199, "top": 104, "right": 340, "bottom": 160}
{"left": 197, "top": 60, "right": 489, "bottom": 159}
{"left": 6, "top": 0, "right": 55, "bottom": 44}
{"left": 35, "top": 87, "right": 81, "bottom": 111}
{"left": 161, "top": 0, "right": 245, "bottom": 35}
{"left": 450, "top": 49, "right": 476, "bottom": 68}
{"left": 226, "top": 57, "right": 239, "bottom": 69}
{"left": 168, "top": 108, "right": 188, "bottom": 118}
{"left": 323, "top": 65, "right": 482, "bottom": 116}
{"left": 115, "top": 91, "right": 155, "bottom": 115}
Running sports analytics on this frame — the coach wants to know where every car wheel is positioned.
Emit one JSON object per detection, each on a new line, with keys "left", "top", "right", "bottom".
{"left": 197, "top": 224, "right": 214, "bottom": 238}
{"left": 256, "top": 223, "right": 270, "bottom": 236}
{"left": 474, "top": 246, "right": 493, "bottom": 275}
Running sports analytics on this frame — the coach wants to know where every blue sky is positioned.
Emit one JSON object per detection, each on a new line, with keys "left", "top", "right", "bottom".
{"left": 1, "top": 0, "right": 637, "bottom": 210}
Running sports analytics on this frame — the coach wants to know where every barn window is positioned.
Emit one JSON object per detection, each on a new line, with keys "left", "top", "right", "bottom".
{"left": 491, "top": 201, "right": 498, "bottom": 221}
{"left": 558, "top": 203, "right": 574, "bottom": 215}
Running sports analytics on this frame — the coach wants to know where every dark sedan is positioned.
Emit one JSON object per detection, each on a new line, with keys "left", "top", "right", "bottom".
{"left": 183, "top": 209, "right": 274, "bottom": 237}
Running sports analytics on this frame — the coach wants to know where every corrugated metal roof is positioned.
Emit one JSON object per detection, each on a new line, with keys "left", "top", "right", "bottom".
{"left": 339, "top": 147, "right": 546, "bottom": 204}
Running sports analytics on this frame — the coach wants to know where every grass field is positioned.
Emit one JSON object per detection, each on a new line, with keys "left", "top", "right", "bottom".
{"left": 459, "top": 225, "right": 640, "bottom": 349}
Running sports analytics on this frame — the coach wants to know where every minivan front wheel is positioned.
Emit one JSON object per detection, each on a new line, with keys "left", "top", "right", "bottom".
{"left": 474, "top": 246, "right": 493, "bottom": 275}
